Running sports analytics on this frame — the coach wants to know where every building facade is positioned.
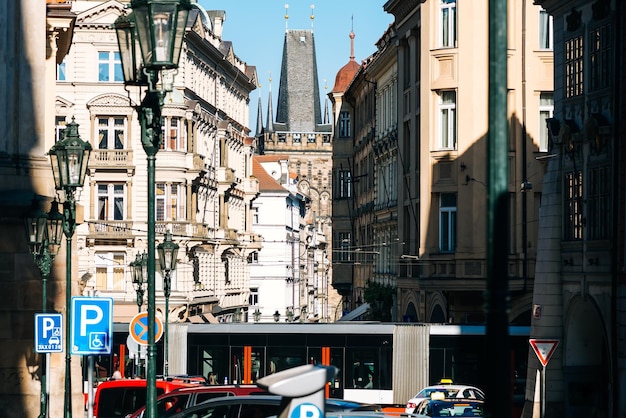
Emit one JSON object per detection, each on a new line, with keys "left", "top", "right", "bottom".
{"left": 257, "top": 18, "right": 338, "bottom": 321}
{"left": 0, "top": 0, "right": 85, "bottom": 416}
{"left": 524, "top": 0, "right": 624, "bottom": 417}
{"left": 57, "top": 0, "right": 259, "bottom": 363}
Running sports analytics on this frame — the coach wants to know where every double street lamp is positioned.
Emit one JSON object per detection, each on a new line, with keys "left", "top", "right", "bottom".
{"left": 114, "top": 1, "right": 191, "bottom": 417}
{"left": 25, "top": 198, "right": 63, "bottom": 418}
{"left": 48, "top": 117, "right": 92, "bottom": 418}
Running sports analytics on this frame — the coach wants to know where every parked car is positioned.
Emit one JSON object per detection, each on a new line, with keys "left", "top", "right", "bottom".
{"left": 405, "top": 379, "right": 485, "bottom": 414}
{"left": 94, "top": 378, "right": 202, "bottom": 418}
{"left": 126, "top": 384, "right": 268, "bottom": 418}
{"left": 412, "top": 396, "right": 485, "bottom": 417}
{"left": 138, "top": 394, "right": 382, "bottom": 418}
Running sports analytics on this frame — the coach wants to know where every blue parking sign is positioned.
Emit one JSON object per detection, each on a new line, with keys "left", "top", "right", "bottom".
{"left": 71, "top": 297, "right": 113, "bottom": 355}
{"left": 35, "top": 313, "right": 63, "bottom": 353}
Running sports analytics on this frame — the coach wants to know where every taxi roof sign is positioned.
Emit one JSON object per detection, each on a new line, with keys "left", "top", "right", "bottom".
{"left": 529, "top": 339, "right": 559, "bottom": 367}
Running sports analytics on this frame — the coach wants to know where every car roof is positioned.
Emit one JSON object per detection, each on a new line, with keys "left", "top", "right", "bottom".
{"left": 168, "top": 384, "right": 260, "bottom": 394}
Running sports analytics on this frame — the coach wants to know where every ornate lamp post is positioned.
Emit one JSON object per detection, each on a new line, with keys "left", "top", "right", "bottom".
{"left": 25, "top": 198, "right": 63, "bottom": 418}
{"left": 130, "top": 252, "right": 147, "bottom": 377}
{"left": 157, "top": 231, "right": 178, "bottom": 377}
{"left": 48, "top": 117, "right": 92, "bottom": 418}
{"left": 253, "top": 309, "right": 261, "bottom": 323}
{"left": 114, "top": 2, "right": 191, "bottom": 417}
{"left": 131, "top": 252, "right": 147, "bottom": 312}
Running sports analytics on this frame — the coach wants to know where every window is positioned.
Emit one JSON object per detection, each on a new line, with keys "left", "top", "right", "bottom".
{"left": 589, "top": 24, "right": 611, "bottom": 91}
{"left": 95, "top": 252, "right": 125, "bottom": 291}
{"left": 156, "top": 183, "right": 186, "bottom": 222}
{"left": 336, "top": 232, "right": 352, "bottom": 262}
{"left": 439, "top": 193, "right": 456, "bottom": 252}
{"left": 337, "top": 170, "right": 351, "bottom": 198}
{"left": 440, "top": 0, "right": 457, "bottom": 48}
{"left": 98, "top": 184, "right": 125, "bottom": 221}
{"left": 339, "top": 111, "right": 351, "bottom": 137}
{"left": 538, "top": 93, "right": 554, "bottom": 152}
{"left": 437, "top": 91, "right": 457, "bottom": 150}
{"left": 249, "top": 287, "right": 259, "bottom": 306}
{"left": 98, "top": 51, "right": 123, "bottom": 82}
{"left": 587, "top": 166, "right": 609, "bottom": 240}
{"left": 98, "top": 117, "right": 126, "bottom": 150}
{"left": 57, "top": 60, "right": 66, "bottom": 81}
{"left": 247, "top": 252, "right": 259, "bottom": 264}
{"left": 161, "top": 117, "right": 186, "bottom": 151}
{"left": 55, "top": 116, "right": 67, "bottom": 142}
{"left": 565, "top": 36, "right": 584, "bottom": 97}
{"left": 539, "top": 9, "right": 553, "bottom": 49}
{"left": 564, "top": 171, "right": 583, "bottom": 240}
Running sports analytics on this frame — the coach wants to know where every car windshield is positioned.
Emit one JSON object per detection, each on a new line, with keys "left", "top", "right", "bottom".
{"left": 417, "top": 388, "right": 460, "bottom": 398}
{"left": 434, "top": 403, "right": 483, "bottom": 417}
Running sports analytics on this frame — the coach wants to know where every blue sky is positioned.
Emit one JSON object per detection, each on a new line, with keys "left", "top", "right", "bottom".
{"left": 197, "top": 1, "right": 394, "bottom": 133}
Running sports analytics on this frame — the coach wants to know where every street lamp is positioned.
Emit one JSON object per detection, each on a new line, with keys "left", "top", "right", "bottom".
{"left": 157, "top": 231, "right": 178, "bottom": 377}
{"left": 130, "top": 252, "right": 147, "bottom": 377}
{"left": 25, "top": 197, "right": 63, "bottom": 418}
{"left": 253, "top": 309, "right": 261, "bottom": 323}
{"left": 131, "top": 252, "right": 147, "bottom": 312}
{"left": 48, "top": 117, "right": 91, "bottom": 418}
{"left": 114, "top": 2, "right": 191, "bottom": 417}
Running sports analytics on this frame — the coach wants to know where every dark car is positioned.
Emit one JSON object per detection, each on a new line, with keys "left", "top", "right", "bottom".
{"left": 127, "top": 385, "right": 268, "bottom": 418}
{"left": 162, "top": 395, "right": 381, "bottom": 418}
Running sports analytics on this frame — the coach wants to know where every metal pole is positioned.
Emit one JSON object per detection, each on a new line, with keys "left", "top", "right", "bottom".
{"left": 40, "top": 269, "right": 49, "bottom": 418}
{"left": 63, "top": 196, "right": 77, "bottom": 418}
{"left": 541, "top": 366, "right": 545, "bottom": 418}
{"left": 486, "top": 0, "right": 510, "bottom": 418}
{"left": 164, "top": 271, "right": 170, "bottom": 377}
{"left": 88, "top": 355, "right": 94, "bottom": 418}
{"left": 138, "top": 85, "right": 164, "bottom": 418}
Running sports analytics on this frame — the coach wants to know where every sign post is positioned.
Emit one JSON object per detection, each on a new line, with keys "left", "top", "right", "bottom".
{"left": 529, "top": 339, "right": 559, "bottom": 418}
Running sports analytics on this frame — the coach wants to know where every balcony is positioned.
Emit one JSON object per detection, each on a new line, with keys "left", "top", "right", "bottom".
{"left": 89, "top": 149, "right": 134, "bottom": 169}
{"left": 217, "top": 167, "right": 236, "bottom": 185}
{"left": 87, "top": 220, "right": 134, "bottom": 245}
{"left": 155, "top": 221, "right": 212, "bottom": 240}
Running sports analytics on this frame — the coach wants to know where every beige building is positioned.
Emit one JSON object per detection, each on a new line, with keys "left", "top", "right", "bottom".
{"left": 331, "top": 0, "right": 553, "bottom": 324}
{"left": 383, "top": 0, "right": 553, "bottom": 325}
{"left": 56, "top": 0, "right": 259, "bottom": 369}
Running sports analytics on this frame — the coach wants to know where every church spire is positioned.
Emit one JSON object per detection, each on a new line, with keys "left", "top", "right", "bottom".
{"left": 256, "top": 93, "right": 264, "bottom": 137}
{"left": 323, "top": 79, "right": 329, "bottom": 124}
{"left": 266, "top": 73, "right": 275, "bottom": 133}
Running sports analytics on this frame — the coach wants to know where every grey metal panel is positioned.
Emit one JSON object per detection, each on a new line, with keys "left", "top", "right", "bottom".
{"left": 392, "top": 324, "right": 429, "bottom": 405}
{"left": 168, "top": 323, "right": 189, "bottom": 375}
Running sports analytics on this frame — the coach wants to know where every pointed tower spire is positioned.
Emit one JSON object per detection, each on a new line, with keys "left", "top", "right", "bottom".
{"left": 350, "top": 16, "right": 355, "bottom": 61}
{"left": 284, "top": 4, "right": 289, "bottom": 32}
{"left": 323, "top": 79, "right": 329, "bottom": 124}
{"left": 256, "top": 94, "right": 264, "bottom": 137}
{"left": 266, "top": 73, "right": 275, "bottom": 133}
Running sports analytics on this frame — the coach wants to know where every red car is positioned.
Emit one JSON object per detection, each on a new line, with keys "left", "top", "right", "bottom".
{"left": 126, "top": 384, "right": 267, "bottom": 418}
{"left": 93, "top": 378, "right": 202, "bottom": 418}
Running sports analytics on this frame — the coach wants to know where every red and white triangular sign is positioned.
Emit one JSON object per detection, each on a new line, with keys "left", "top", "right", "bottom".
{"left": 529, "top": 339, "right": 559, "bottom": 367}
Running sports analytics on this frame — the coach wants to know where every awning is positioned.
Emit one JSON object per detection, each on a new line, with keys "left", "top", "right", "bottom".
{"left": 337, "top": 303, "right": 370, "bottom": 321}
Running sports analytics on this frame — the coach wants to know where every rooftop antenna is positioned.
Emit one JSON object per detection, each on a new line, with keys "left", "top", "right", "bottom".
{"left": 285, "top": 4, "right": 289, "bottom": 32}
{"left": 311, "top": 4, "right": 315, "bottom": 32}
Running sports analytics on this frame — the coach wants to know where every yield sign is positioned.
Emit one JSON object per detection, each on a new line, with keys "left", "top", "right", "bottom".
{"left": 529, "top": 339, "right": 559, "bottom": 367}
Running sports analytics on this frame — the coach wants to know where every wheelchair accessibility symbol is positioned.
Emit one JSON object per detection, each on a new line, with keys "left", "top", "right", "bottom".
{"left": 89, "top": 332, "right": 108, "bottom": 350}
